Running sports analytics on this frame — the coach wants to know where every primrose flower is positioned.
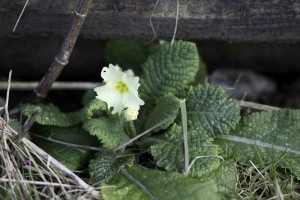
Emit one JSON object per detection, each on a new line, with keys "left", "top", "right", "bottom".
{"left": 94, "top": 64, "right": 144, "bottom": 118}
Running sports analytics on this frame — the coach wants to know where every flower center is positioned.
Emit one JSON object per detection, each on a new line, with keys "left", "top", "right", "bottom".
{"left": 115, "top": 81, "right": 129, "bottom": 94}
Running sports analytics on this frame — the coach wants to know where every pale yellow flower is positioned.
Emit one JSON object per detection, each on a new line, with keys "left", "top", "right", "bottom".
{"left": 94, "top": 64, "right": 144, "bottom": 118}
{"left": 124, "top": 108, "right": 139, "bottom": 121}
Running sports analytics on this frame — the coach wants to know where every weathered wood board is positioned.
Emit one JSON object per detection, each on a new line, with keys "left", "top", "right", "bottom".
{"left": 1, "top": 0, "right": 300, "bottom": 42}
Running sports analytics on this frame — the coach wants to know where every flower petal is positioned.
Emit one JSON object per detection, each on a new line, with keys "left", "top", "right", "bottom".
{"left": 95, "top": 64, "right": 145, "bottom": 116}
{"left": 123, "top": 92, "right": 145, "bottom": 110}
{"left": 101, "top": 64, "right": 123, "bottom": 83}
{"left": 123, "top": 73, "right": 140, "bottom": 92}
{"left": 109, "top": 93, "right": 126, "bottom": 115}
{"left": 125, "top": 69, "right": 135, "bottom": 77}
{"left": 94, "top": 84, "right": 114, "bottom": 103}
{"left": 95, "top": 83, "right": 125, "bottom": 115}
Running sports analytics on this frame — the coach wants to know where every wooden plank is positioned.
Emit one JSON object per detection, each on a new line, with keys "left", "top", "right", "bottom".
{"left": 2, "top": 0, "right": 300, "bottom": 42}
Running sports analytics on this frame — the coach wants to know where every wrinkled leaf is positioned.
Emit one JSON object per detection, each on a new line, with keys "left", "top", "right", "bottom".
{"left": 33, "top": 126, "right": 99, "bottom": 170}
{"left": 150, "top": 124, "right": 221, "bottom": 178}
{"left": 21, "top": 104, "right": 81, "bottom": 127}
{"left": 8, "top": 119, "right": 22, "bottom": 134}
{"left": 81, "top": 98, "right": 107, "bottom": 122}
{"left": 208, "top": 160, "right": 237, "bottom": 194}
{"left": 102, "top": 165, "right": 220, "bottom": 200}
{"left": 105, "top": 40, "right": 157, "bottom": 74}
{"left": 124, "top": 120, "right": 137, "bottom": 138}
{"left": 139, "top": 40, "right": 199, "bottom": 102}
{"left": 186, "top": 84, "right": 240, "bottom": 137}
{"left": 144, "top": 94, "right": 181, "bottom": 132}
{"left": 82, "top": 117, "right": 129, "bottom": 149}
{"left": 89, "top": 152, "right": 134, "bottom": 182}
{"left": 82, "top": 89, "right": 97, "bottom": 105}
{"left": 193, "top": 57, "right": 208, "bottom": 85}
{"left": 215, "top": 109, "right": 300, "bottom": 179}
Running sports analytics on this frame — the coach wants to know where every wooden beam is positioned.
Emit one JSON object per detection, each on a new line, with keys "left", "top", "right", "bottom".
{"left": 3, "top": 0, "right": 300, "bottom": 42}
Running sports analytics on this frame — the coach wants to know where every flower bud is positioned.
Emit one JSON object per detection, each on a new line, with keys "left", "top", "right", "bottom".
{"left": 124, "top": 108, "right": 139, "bottom": 121}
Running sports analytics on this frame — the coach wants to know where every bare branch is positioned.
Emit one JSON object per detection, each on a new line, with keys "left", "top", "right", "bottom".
{"left": 34, "top": 0, "right": 93, "bottom": 99}
{"left": 15, "top": 107, "right": 42, "bottom": 144}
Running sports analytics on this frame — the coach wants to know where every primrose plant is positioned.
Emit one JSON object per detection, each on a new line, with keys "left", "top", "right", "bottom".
{"left": 19, "top": 40, "right": 300, "bottom": 200}
{"left": 94, "top": 64, "right": 144, "bottom": 121}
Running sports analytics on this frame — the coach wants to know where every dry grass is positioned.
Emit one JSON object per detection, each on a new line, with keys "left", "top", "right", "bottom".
{"left": 0, "top": 117, "right": 101, "bottom": 199}
{"left": 235, "top": 162, "right": 300, "bottom": 200}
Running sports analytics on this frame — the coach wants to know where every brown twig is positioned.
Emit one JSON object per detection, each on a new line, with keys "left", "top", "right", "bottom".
{"left": 19, "top": 0, "right": 92, "bottom": 132}
{"left": 15, "top": 107, "right": 42, "bottom": 144}
{"left": 34, "top": 0, "right": 92, "bottom": 100}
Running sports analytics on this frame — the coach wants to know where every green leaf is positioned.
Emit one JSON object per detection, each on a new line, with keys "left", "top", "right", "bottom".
{"left": 208, "top": 160, "right": 237, "bottom": 194}
{"left": 33, "top": 126, "right": 99, "bottom": 171}
{"left": 102, "top": 165, "right": 220, "bottom": 200}
{"left": 193, "top": 57, "right": 208, "bottom": 85}
{"left": 89, "top": 152, "right": 134, "bottom": 182}
{"left": 124, "top": 120, "right": 137, "bottom": 138}
{"left": 105, "top": 40, "right": 158, "bottom": 74}
{"left": 0, "top": 96, "right": 5, "bottom": 107}
{"left": 82, "top": 89, "right": 97, "bottom": 105}
{"left": 81, "top": 98, "right": 107, "bottom": 122}
{"left": 215, "top": 109, "right": 300, "bottom": 179}
{"left": 139, "top": 40, "right": 199, "bottom": 102}
{"left": 186, "top": 84, "right": 240, "bottom": 137}
{"left": 144, "top": 94, "right": 181, "bottom": 132}
{"left": 8, "top": 119, "right": 22, "bottom": 134}
{"left": 21, "top": 104, "right": 81, "bottom": 127}
{"left": 150, "top": 124, "right": 221, "bottom": 178}
{"left": 82, "top": 117, "right": 129, "bottom": 149}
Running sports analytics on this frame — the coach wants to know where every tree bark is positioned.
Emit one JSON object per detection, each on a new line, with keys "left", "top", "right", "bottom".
{"left": 2, "top": 0, "right": 300, "bottom": 42}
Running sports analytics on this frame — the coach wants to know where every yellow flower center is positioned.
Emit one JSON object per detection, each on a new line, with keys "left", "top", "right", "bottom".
{"left": 115, "top": 81, "right": 129, "bottom": 94}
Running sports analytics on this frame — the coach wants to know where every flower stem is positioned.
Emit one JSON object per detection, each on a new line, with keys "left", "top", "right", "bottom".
{"left": 113, "top": 112, "right": 178, "bottom": 152}
{"left": 180, "top": 99, "right": 189, "bottom": 175}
